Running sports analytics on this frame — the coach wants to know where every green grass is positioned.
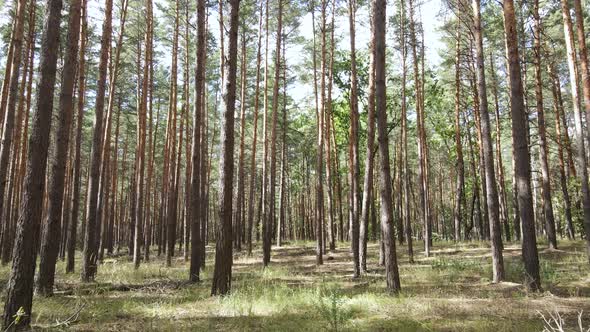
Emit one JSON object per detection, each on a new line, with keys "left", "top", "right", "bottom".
{"left": 0, "top": 240, "right": 589, "bottom": 331}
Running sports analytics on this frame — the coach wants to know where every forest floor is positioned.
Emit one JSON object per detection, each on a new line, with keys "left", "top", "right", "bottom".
{"left": 1, "top": 240, "right": 589, "bottom": 331}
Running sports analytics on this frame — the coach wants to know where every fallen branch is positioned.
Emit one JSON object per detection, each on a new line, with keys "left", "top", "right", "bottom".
{"left": 50, "top": 303, "right": 86, "bottom": 328}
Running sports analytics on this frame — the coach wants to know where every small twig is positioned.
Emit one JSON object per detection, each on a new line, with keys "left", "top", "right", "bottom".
{"left": 50, "top": 304, "right": 86, "bottom": 328}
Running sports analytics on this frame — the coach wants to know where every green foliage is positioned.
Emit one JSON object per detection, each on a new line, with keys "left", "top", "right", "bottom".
{"left": 13, "top": 306, "right": 26, "bottom": 326}
{"left": 315, "top": 285, "right": 353, "bottom": 332}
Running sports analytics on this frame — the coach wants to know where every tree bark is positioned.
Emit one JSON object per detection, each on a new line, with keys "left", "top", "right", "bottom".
{"left": 359, "top": 3, "right": 375, "bottom": 273}
{"left": 268, "top": 0, "right": 283, "bottom": 263}
{"left": 211, "top": 0, "right": 240, "bottom": 296}
{"left": 82, "top": 0, "right": 112, "bottom": 282}
{"left": 532, "top": 0, "right": 557, "bottom": 249}
{"left": 165, "top": 0, "right": 179, "bottom": 268}
{"left": 0, "top": 0, "right": 29, "bottom": 252}
{"left": 472, "top": 0, "right": 504, "bottom": 282}
{"left": 548, "top": 61, "right": 575, "bottom": 240}
{"left": 235, "top": 26, "right": 247, "bottom": 251}
{"left": 2, "top": 0, "right": 63, "bottom": 325}
{"left": 66, "top": 0, "right": 87, "bottom": 273}
{"left": 36, "top": 0, "right": 82, "bottom": 295}
{"left": 453, "top": 23, "right": 464, "bottom": 242}
{"left": 571, "top": 0, "right": 590, "bottom": 259}
{"left": 246, "top": 0, "right": 264, "bottom": 255}
{"left": 373, "top": 0, "right": 401, "bottom": 293}
{"left": 348, "top": 0, "right": 361, "bottom": 277}
{"left": 503, "top": 0, "right": 541, "bottom": 291}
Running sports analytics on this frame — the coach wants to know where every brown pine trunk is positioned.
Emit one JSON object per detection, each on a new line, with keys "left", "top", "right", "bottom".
{"left": 165, "top": 0, "right": 179, "bottom": 268}
{"left": 0, "top": 0, "right": 29, "bottom": 252}
{"left": 310, "top": 0, "right": 324, "bottom": 265}
{"left": 82, "top": 0, "right": 113, "bottom": 282}
{"left": 472, "top": 0, "right": 504, "bottom": 282}
{"left": 133, "top": 0, "right": 152, "bottom": 269}
{"left": 1, "top": 0, "right": 35, "bottom": 266}
{"left": 189, "top": 0, "right": 206, "bottom": 282}
{"left": 36, "top": 0, "right": 82, "bottom": 296}
{"left": 348, "top": 0, "right": 361, "bottom": 277}
{"left": 246, "top": 0, "right": 264, "bottom": 255}
{"left": 571, "top": 0, "right": 590, "bottom": 259}
{"left": 373, "top": 0, "right": 401, "bottom": 293}
{"left": 235, "top": 27, "right": 247, "bottom": 251}
{"left": 261, "top": 0, "right": 271, "bottom": 266}
{"left": 532, "top": 0, "right": 557, "bottom": 249}
{"left": 324, "top": 1, "right": 336, "bottom": 252}
{"left": 400, "top": 0, "right": 413, "bottom": 262}
{"left": 268, "top": 0, "right": 283, "bottom": 264}
{"left": 359, "top": 3, "right": 375, "bottom": 273}
{"left": 503, "top": 0, "right": 541, "bottom": 290}
{"left": 66, "top": 0, "right": 87, "bottom": 273}
{"left": 489, "top": 53, "right": 511, "bottom": 242}
{"left": 278, "top": 43, "right": 287, "bottom": 247}
{"left": 108, "top": 107, "right": 121, "bottom": 255}
{"left": 182, "top": 0, "right": 190, "bottom": 262}
{"left": 98, "top": 0, "right": 129, "bottom": 263}
{"left": 548, "top": 62, "right": 575, "bottom": 239}
{"left": 409, "top": 0, "right": 430, "bottom": 255}
{"left": 2, "top": 0, "right": 63, "bottom": 325}
{"left": 211, "top": 0, "right": 240, "bottom": 296}
{"left": 453, "top": 23, "right": 463, "bottom": 242}
{"left": 332, "top": 114, "right": 345, "bottom": 243}
{"left": 145, "top": 12, "right": 156, "bottom": 262}
{"left": 0, "top": 13, "right": 16, "bottom": 128}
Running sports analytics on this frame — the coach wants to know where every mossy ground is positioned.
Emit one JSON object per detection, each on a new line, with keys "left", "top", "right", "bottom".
{"left": 1, "top": 240, "right": 589, "bottom": 331}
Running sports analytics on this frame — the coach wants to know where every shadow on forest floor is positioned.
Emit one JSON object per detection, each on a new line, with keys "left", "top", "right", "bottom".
{"left": 0, "top": 240, "right": 589, "bottom": 331}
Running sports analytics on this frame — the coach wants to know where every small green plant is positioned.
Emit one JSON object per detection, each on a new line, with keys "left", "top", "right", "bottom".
{"left": 315, "top": 286, "right": 352, "bottom": 332}
{"left": 3, "top": 307, "right": 27, "bottom": 332}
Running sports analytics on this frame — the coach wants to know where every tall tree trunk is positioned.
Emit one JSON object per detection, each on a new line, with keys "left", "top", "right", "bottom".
{"left": 261, "top": 0, "right": 271, "bottom": 266}
{"left": 0, "top": 0, "right": 29, "bottom": 249}
{"left": 548, "top": 62, "right": 575, "bottom": 240}
{"left": 36, "top": 0, "right": 82, "bottom": 295}
{"left": 165, "top": 0, "right": 179, "bottom": 268}
{"left": 268, "top": 0, "right": 283, "bottom": 263}
{"left": 453, "top": 23, "right": 464, "bottom": 242}
{"left": 532, "top": 0, "right": 557, "bottom": 249}
{"left": 311, "top": 0, "right": 324, "bottom": 265}
{"left": 571, "top": 0, "right": 590, "bottom": 259}
{"left": 503, "top": 0, "right": 541, "bottom": 291}
{"left": 348, "top": 0, "right": 361, "bottom": 277}
{"left": 359, "top": 3, "right": 375, "bottom": 273}
{"left": 235, "top": 27, "right": 247, "bottom": 251}
{"left": 1, "top": 0, "right": 35, "bottom": 266}
{"left": 246, "top": 0, "right": 264, "bottom": 256}
{"left": 66, "top": 0, "right": 87, "bottom": 273}
{"left": 145, "top": 9, "right": 156, "bottom": 262}
{"left": 489, "top": 52, "right": 511, "bottom": 242}
{"left": 324, "top": 0, "right": 336, "bottom": 252}
{"left": 98, "top": 0, "right": 129, "bottom": 263}
{"left": 82, "top": 0, "right": 113, "bottom": 282}
{"left": 189, "top": 0, "right": 206, "bottom": 282}
{"left": 472, "top": 0, "right": 504, "bottom": 282}
{"left": 211, "top": 0, "right": 240, "bottom": 296}
{"left": 181, "top": 0, "right": 191, "bottom": 262}
{"left": 409, "top": 0, "right": 430, "bottom": 256}
{"left": 278, "top": 41, "right": 288, "bottom": 247}
{"left": 2, "top": 0, "right": 63, "bottom": 325}
{"left": 373, "top": 0, "right": 401, "bottom": 293}
{"left": 400, "top": 0, "right": 413, "bottom": 262}
{"left": 134, "top": 0, "right": 152, "bottom": 269}
{"left": 0, "top": 12, "right": 16, "bottom": 129}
